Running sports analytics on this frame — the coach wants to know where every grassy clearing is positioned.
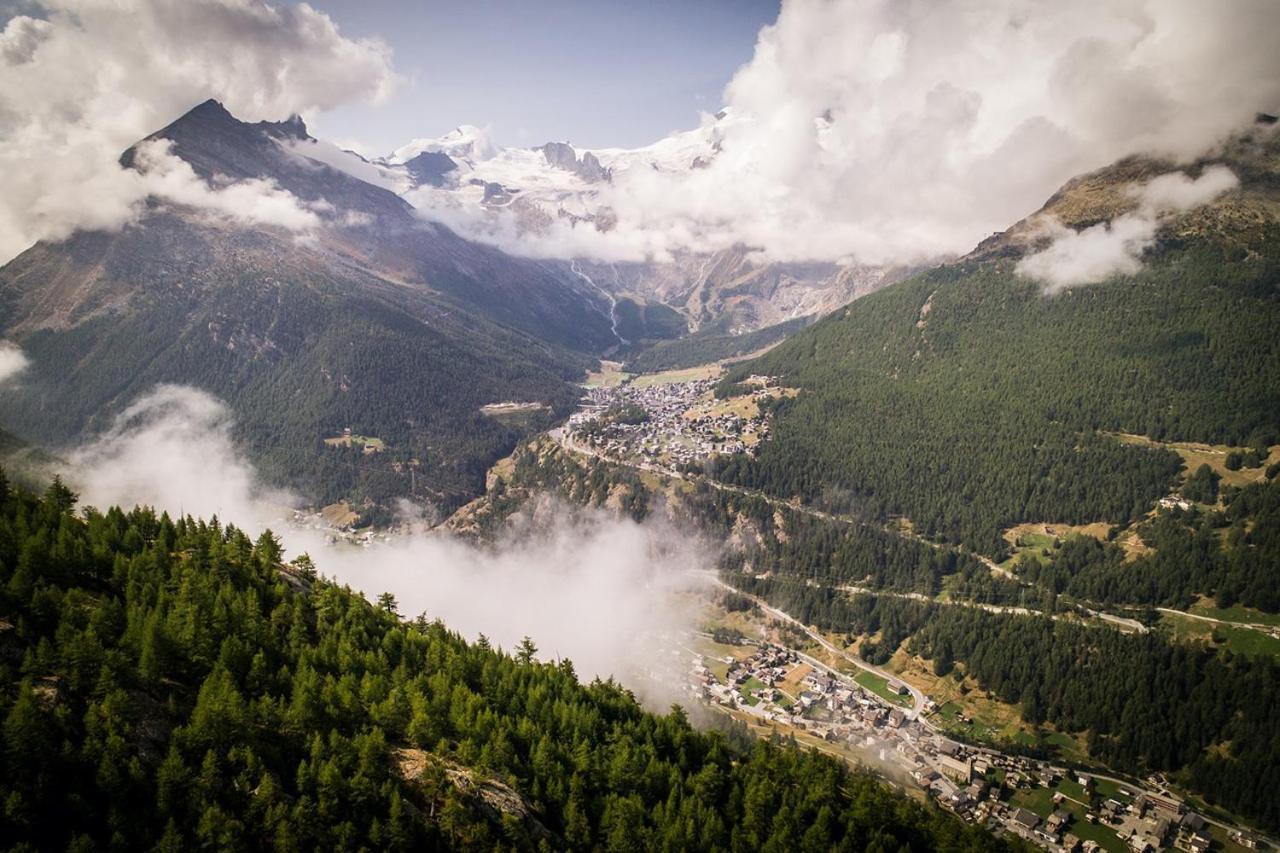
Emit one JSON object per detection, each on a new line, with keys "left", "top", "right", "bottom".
{"left": 478, "top": 401, "right": 550, "bottom": 420}
{"left": 323, "top": 433, "right": 386, "bottom": 452}
{"left": 319, "top": 501, "right": 360, "bottom": 528}
{"left": 583, "top": 360, "right": 630, "bottom": 388}
{"left": 1187, "top": 599, "right": 1280, "bottom": 627}
{"left": 683, "top": 394, "right": 760, "bottom": 421}
{"left": 853, "top": 671, "right": 913, "bottom": 707}
{"left": 629, "top": 363, "right": 723, "bottom": 387}
{"left": 1109, "top": 432, "right": 1278, "bottom": 489}
{"left": 690, "top": 633, "right": 754, "bottom": 683}
{"left": 999, "top": 522, "right": 1111, "bottom": 570}
{"left": 1157, "top": 610, "right": 1280, "bottom": 659}
{"left": 776, "top": 663, "right": 813, "bottom": 697}
{"left": 1091, "top": 778, "right": 1131, "bottom": 803}
{"left": 1011, "top": 786, "right": 1056, "bottom": 816}
{"left": 737, "top": 676, "right": 768, "bottom": 705}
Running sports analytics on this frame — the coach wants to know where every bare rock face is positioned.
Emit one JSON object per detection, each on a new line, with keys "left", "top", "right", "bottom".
{"left": 403, "top": 150, "right": 457, "bottom": 187}
{"left": 538, "top": 141, "right": 610, "bottom": 183}
{"left": 393, "top": 747, "right": 559, "bottom": 843}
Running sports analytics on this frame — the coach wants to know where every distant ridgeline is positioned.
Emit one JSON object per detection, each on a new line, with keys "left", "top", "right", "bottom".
{"left": 0, "top": 470, "right": 1012, "bottom": 851}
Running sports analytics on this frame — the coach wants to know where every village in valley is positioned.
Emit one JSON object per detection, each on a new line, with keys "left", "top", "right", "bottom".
{"left": 566, "top": 371, "right": 793, "bottom": 469}
{"left": 684, "top": 618, "right": 1264, "bottom": 853}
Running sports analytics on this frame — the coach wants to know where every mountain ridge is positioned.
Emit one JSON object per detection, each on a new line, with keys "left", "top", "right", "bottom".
{"left": 0, "top": 100, "right": 622, "bottom": 514}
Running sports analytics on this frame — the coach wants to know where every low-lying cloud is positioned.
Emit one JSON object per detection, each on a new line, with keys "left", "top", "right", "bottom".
{"left": 131, "top": 140, "right": 327, "bottom": 232}
{"left": 65, "top": 384, "right": 709, "bottom": 697}
{"left": 0, "top": 342, "right": 29, "bottom": 384}
{"left": 0, "top": 0, "right": 397, "bottom": 263}
{"left": 1016, "top": 165, "right": 1239, "bottom": 291}
{"left": 69, "top": 384, "right": 298, "bottom": 522}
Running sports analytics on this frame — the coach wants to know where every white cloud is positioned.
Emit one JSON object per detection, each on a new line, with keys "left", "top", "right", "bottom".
{"left": 1015, "top": 215, "right": 1155, "bottom": 292}
{"left": 131, "top": 139, "right": 327, "bottom": 231}
{"left": 69, "top": 384, "right": 298, "bottom": 522}
{"left": 414, "top": 0, "right": 1279, "bottom": 266}
{"left": 0, "top": 0, "right": 397, "bottom": 263}
{"left": 64, "top": 384, "right": 709, "bottom": 696}
{"left": 1017, "top": 165, "right": 1239, "bottom": 291}
{"left": 1139, "top": 166, "right": 1242, "bottom": 213}
{"left": 0, "top": 342, "right": 29, "bottom": 384}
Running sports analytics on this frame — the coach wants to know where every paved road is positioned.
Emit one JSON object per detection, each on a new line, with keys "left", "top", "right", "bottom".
{"left": 1157, "top": 606, "right": 1278, "bottom": 636}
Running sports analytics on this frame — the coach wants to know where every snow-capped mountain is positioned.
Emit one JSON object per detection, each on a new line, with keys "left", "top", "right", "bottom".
{"left": 360, "top": 111, "right": 902, "bottom": 334}
{"left": 366, "top": 111, "right": 732, "bottom": 229}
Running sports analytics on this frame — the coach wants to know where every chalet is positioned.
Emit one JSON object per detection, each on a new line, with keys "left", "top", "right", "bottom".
{"left": 1062, "top": 833, "right": 1081, "bottom": 853}
{"left": 1012, "top": 808, "right": 1040, "bottom": 832}
{"left": 1046, "top": 809, "right": 1071, "bottom": 833}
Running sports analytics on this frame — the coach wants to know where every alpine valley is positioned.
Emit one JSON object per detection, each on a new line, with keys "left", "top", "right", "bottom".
{"left": 2, "top": 3, "right": 1279, "bottom": 852}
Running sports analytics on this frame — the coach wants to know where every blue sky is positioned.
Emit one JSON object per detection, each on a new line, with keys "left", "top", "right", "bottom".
{"left": 306, "top": 0, "right": 780, "bottom": 154}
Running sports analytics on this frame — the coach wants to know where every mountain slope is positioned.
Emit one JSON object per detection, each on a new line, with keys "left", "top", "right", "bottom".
{"left": 0, "top": 476, "right": 1012, "bottom": 851}
{"left": 717, "top": 126, "right": 1280, "bottom": 556}
{"left": 0, "top": 101, "right": 619, "bottom": 512}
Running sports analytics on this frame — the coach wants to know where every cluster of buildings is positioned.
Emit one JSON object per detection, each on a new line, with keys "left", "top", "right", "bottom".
{"left": 568, "top": 378, "right": 769, "bottom": 466}
{"left": 689, "top": 642, "right": 913, "bottom": 736}
{"left": 994, "top": 788, "right": 1244, "bottom": 853}
{"left": 687, "top": 641, "right": 1269, "bottom": 853}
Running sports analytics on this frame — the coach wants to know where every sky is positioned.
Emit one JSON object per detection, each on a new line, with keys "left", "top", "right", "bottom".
{"left": 1, "top": 0, "right": 1278, "bottom": 271}
{"left": 304, "top": 0, "right": 780, "bottom": 154}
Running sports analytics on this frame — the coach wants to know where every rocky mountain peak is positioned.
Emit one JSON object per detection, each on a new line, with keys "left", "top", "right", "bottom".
{"left": 537, "top": 141, "right": 609, "bottom": 183}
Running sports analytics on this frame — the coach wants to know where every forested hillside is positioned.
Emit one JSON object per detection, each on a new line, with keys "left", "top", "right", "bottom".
{"left": 0, "top": 469, "right": 1011, "bottom": 851}
{"left": 1018, "top": 472, "right": 1280, "bottom": 612}
{"left": 718, "top": 133, "right": 1280, "bottom": 557}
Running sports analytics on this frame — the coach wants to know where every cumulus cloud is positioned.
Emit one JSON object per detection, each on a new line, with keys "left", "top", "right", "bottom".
{"left": 0, "top": 342, "right": 29, "bottom": 384}
{"left": 414, "top": 0, "right": 1280, "bottom": 266}
{"left": 0, "top": 0, "right": 397, "bottom": 263}
{"left": 1017, "top": 165, "right": 1239, "bottom": 291}
{"left": 65, "top": 385, "right": 709, "bottom": 695}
